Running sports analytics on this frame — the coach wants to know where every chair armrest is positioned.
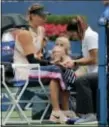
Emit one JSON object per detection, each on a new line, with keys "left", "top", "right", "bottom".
{"left": 12, "top": 63, "right": 40, "bottom": 69}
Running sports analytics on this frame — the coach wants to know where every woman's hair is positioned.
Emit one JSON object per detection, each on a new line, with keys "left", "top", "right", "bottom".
{"left": 67, "top": 16, "right": 87, "bottom": 40}
{"left": 56, "top": 36, "right": 71, "bottom": 55}
{"left": 103, "top": 0, "right": 109, "bottom": 6}
{"left": 28, "top": 4, "right": 44, "bottom": 20}
{"left": 28, "top": 4, "right": 44, "bottom": 14}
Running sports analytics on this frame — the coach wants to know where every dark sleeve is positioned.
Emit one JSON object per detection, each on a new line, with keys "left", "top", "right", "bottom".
{"left": 26, "top": 53, "right": 52, "bottom": 66}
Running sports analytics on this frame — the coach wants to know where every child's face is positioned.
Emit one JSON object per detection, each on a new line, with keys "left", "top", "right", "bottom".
{"left": 53, "top": 46, "right": 66, "bottom": 56}
{"left": 52, "top": 46, "right": 66, "bottom": 62}
{"left": 55, "top": 40, "right": 66, "bottom": 49}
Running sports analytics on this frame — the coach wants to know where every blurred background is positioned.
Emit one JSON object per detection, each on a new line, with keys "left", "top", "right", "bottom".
{"left": 2, "top": 0, "right": 104, "bottom": 32}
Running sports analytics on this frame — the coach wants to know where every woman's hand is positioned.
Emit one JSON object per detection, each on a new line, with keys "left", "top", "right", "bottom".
{"left": 60, "top": 59, "right": 75, "bottom": 68}
{"left": 35, "top": 50, "right": 43, "bottom": 60}
{"left": 37, "top": 26, "right": 45, "bottom": 37}
{"left": 51, "top": 57, "right": 62, "bottom": 64}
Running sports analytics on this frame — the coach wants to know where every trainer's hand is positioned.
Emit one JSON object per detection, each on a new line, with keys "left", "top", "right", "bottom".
{"left": 61, "top": 59, "right": 75, "bottom": 68}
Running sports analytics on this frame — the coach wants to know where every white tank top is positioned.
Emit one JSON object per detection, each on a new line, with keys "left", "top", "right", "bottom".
{"left": 14, "top": 28, "right": 42, "bottom": 81}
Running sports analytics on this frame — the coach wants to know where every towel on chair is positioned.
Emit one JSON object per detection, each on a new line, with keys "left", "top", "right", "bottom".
{"left": 29, "top": 65, "right": 76, "bottom": 90}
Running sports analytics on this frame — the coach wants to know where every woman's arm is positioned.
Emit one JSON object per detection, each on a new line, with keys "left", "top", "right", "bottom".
{"left": 60, "top": 35, "right": 98, "bottom": 68}
{"left": 60, "top": 49, "right": 98, "bottom": 68}
{"left": 17, "top": 30, "right": 51, "bottom": 65}
{"left": 36, "top": 26, "right": 46, "bottom": 51}
{"left": 74, "top": 49, "right": 98, "bottom": 66}
{"left": 18, "top": 30, "right": 36, "bottom": 55}
{"left": 74, "top": 34, "right": 98, "bottom": 66}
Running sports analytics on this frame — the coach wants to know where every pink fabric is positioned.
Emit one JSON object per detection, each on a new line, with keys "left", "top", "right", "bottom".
{"left": 29, "top": 71, "right": 66, "bottom": 90}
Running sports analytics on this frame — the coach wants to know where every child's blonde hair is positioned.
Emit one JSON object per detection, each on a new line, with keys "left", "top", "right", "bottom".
{"left": 56, "top": 36, "right": 71, "bottom": 55}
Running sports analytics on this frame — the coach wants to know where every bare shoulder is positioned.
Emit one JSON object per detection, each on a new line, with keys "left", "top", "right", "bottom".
{"left": 17, "top": 29, "right": 30, "bottom": 38}
{"left": 17, "top": 29, "right": 32, "bottom": 44}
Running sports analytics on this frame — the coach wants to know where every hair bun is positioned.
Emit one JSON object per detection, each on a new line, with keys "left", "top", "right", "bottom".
{"left": 28, "top": 3, "right": 44, "bottom": 13}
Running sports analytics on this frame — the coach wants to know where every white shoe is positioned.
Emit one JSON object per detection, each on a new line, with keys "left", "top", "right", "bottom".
{"left": 49, "top": 110, "right": 68, "bottom": 124}
{"left": 74, "top": 114, "right": 97, "bottom": 124}
{"left": 63, "top": 110, "right": 79, "bottom": 118}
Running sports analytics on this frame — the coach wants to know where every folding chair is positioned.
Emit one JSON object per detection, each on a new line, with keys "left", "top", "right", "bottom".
{"left": 1, "top": 64, "right": 51, "bottom": 125}
{"left": 1, "top": 13, "right": 50, "bottom": 125}
{"left": 1, "top": 13, "right": 79, "bottom": 125}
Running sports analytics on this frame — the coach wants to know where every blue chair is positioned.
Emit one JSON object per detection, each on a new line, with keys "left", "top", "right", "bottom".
{"left": 1, "top": 41, "right": 15, "bottom": 62}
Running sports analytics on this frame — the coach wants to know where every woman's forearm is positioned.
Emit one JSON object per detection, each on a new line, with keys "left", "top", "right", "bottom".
{"left": 26, "top": 53, "right": 52, "bottom": 65}
{"left": 74, "top": 57, "right": 97, "bottom": 66}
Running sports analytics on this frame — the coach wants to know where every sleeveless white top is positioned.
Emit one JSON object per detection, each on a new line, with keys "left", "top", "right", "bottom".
{"left": 14, "top": 28, "right": 42, "bottom": 81}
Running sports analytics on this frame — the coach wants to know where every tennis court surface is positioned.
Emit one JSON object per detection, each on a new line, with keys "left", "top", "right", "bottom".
{"left": 1, "top": 110, "right": 99, "bottom": 127}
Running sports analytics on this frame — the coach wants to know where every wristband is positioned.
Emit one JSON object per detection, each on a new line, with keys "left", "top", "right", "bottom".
{"left": 74, "top": 61, "right": 77, "bottom": 66}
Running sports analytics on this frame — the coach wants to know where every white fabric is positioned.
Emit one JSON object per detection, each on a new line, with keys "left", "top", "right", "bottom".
{"left": 82, "top": 27, "right": 98, "bottom": 73}
{"left": 2, "top": 32, "right": 14, "bottom": 42}
{"left": 14, "top": 28, "right": 42, "bottom": 80}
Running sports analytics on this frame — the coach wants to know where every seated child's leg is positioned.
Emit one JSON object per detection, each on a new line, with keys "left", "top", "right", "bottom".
{"left": 60, "top": 89, "right": 78, "bottom": 118}
{"left": 60, "top": 90, "right": 70, "bottom": 110}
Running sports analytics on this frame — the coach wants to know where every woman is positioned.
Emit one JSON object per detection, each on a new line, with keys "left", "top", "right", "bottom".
{"left": 64, "top": 16, "right": 98, "bottom": 73}
{"left": 62, "top": 16, "right": 99, "bottom": 124}
{"left": 14, "top": 4, "right": 76, "bottom": 123}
